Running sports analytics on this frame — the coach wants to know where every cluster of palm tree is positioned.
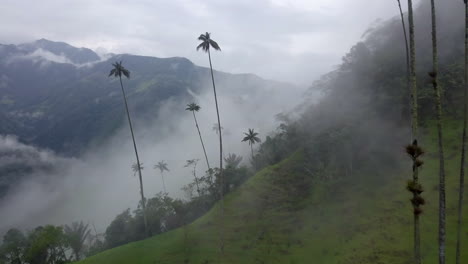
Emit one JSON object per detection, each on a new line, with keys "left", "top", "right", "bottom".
{"left": 396, "top": 1, "right": 466, "bottom": 264}
{"left": 109, "top": 33, "right": 263, "bottom": 254}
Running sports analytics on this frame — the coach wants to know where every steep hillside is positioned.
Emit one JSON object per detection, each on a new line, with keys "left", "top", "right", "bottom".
{"left": 77, "top": 121, "right": 468, "bottom": 264}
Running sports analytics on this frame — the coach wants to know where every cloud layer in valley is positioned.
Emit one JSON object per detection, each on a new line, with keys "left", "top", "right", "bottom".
{"left": 0, "top": 73, "right": 304, "bottom": 234}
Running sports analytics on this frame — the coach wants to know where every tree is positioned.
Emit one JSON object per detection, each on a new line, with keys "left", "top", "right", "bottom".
{"left": 212, "top": 123, "right": 224, "bottom": 134}
{"left": 429, "top": 1, "right": 446, "bottom": 263}
{"left": 224, "top": 153, "right": 243, "bottom": 169}
{"left": 109, "top": 61, "right": 149, "bottom": 237}
{"left": 105, "top": 209, "right": 137, "bottom": 248}
{"left": 154, "top": 161, "right": 170, "bottom": 193}
{"left": 242, "top": 128, "right": 261, "bottom": 162}
{"left": 186, "top": 103, "right": 210, "bottom": 170}
{"left": 64, "top": 221, "right": 91, "bottom": 261}
{"left": 456, "top": 2, "right": 468, "bottom": 264}
{"left": 406, "top": 1, "right": 423, "bottom": 264}
{"left": 131, "top": 162, "right": 144, "bottom": 177}
{"left": 185, "top": 159, "right": 201, "bottom": 197}
{"left": 1, "top": 228, "right": 26, "bottom": 264}
{"left": 196, "top": 32, "right": 225, "bottom": 254}
{"left": 24, "top": 226, "right": 68, "bottom": 264}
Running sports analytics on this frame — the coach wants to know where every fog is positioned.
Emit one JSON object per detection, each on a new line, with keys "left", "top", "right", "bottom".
{"left": 0, "top": 65, "right": 305, "bottom": 234}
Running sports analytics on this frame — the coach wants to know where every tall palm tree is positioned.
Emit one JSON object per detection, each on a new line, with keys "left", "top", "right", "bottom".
{"left": 406, "top": 1, "right": 422, "bottom": 263}
{"left": 429, "top": 1, "right": 446, "bottom": 263}
{"left": 64, "top": 221, "right": 91, "bottom": 261}
{"left": 131, "top": 162, "right": 144, "bottom": 177}
{"left": 197, "top": 32, "right": 225, "bottom": 254}
{"left": 154, "top": 161, "right": 169, "bottom": 193}
{"left": 212, "top": 123, "right": 224, "bottom": 134}
{"left": 456, "top": 2, "right": 468, "bottom": 264}
{"left": 185, "top": 159, "right": 201, "bottom": 197}
{"left": 186, "top": 103, "right": 210, "bottom": 170}
{"left": 109, "top": 61, "right": 149, "bottom": 237}
{"left": 242, "top": 128, "right": 261, "bottom": 162}
{"left": 396, "top": 0, "right": 411, "bottom": 123}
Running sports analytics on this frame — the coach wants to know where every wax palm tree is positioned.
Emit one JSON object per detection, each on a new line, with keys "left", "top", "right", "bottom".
{"left": 197, "top": 32, "right": 225, "bottom": 254}
{"left": 64, "top": 221, "right": 91, "bottom": 261}
{"left": 186, "top": 103, "right": 210, "bottom": 170}
{"left": 131, "top": 162, "right": 144, "bottom": 177}
{"left": 109, "top": 61, "right": 148, "bottom": 237}
{"left": 154, "top": 161, "right": 169, "bottom": 193}
{"left": 224, "top": 153, "right": 243, "bottom": 169}
{"left": 185, "top": 159, "right": 201, "bottom": 197}
{"left": 429, "top": 1, "right": 446, "bottom": 263}
{"left": 406, "top": 1, "right": 423, "bottom": 263}
{"left": 242, "top": 129, "right": 261, "bottom": 161}
{"left": 456, "top": 2, "right": 468, "bottom": 264}
{"left": 212, "top": 123, "right": 224, "bottom": 134}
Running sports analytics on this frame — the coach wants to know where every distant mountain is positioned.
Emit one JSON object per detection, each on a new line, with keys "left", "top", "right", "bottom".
{"left": 18, "top": 38, "right": 101, "bottom": 64}
{"left": 0, "top": 39, "right": 296, "bottom": 155}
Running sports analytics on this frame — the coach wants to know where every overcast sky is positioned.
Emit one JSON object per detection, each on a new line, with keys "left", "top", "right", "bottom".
{"left": 0, "top": 0, "right": 417, "bottom": 86}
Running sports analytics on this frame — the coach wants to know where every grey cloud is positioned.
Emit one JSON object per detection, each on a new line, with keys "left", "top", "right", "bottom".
{"left": 0, "top": 0, "right": 410, "bottom": 85}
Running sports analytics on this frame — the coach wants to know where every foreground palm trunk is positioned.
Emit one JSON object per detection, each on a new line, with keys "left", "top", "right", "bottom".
{"left": 430, "top": 1, "right": 446, "bottom": 263}
{"left": 456, "top": 2, "right": 468, "bottom": 264}
{"left": 118, "top": 76, "right": 149, "bottom": 237}
{"left": 407, "top": 1, "right": 422, "bottom": 263}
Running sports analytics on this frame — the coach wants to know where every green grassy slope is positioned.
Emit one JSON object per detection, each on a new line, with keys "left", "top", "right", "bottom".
{"left": 78, "top": 121, "right": 468, "bottom": 264}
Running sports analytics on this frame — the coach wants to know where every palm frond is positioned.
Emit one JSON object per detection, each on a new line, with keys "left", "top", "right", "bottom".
{"left": 196, "top": 42, "right": 206, "bottom": 51}
{"left": 209, "top": 39, "right": 221, "bottom": 51}
{"left": 122, "top": 68, "right": 130, "bottom": 79}
{"left": 198, "top": 34, "right": 207, "bottom": 41}
{"left": 186, "top": 103, "right": 201, "bottom": 112}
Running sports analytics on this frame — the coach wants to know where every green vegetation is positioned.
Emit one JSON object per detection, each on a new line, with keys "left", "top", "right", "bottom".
{"left": 1, "top": 2, "right": 467, "bottom": 264}
{"left": 73, "top": 121, "right": 467, "bottom": 264}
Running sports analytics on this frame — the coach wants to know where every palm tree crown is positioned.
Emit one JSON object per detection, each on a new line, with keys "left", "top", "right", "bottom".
{"left": 184, "top": 159, "right": 199, "bottom": 168}
{"left": 196, "top": 32, "right": 221, "bottom": 52}
{"left": 186, "top": 103, "right": 201, "bottom": 112}
{"left": 154, "top": 161, "right": 169, "bottom": 174}
{"left": 131, "top": 162, "right": 144, "bottom": 176}
{"left": 109, "top": 61, "right": 130, "bottom": 79}
{"left": 242, "top": 129, "right": 261, "bottom": 146}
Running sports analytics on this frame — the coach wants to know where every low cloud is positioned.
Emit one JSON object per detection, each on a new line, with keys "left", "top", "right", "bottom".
{"left": 0, "top": 73, "right": 305, "bottom": 234}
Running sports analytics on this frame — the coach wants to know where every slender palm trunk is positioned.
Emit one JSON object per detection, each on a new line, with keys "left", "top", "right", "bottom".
{"left": 407, "top": 1, "right": 421, "bottom": 263}
{"left": 119, "top": 76, "right": 149, "bottom": 237}
{"left": 192, "top": 111, "right": 211, "bottom": 170}
{"left": 430, "top": 1, "right": 446, "bottom": 263}
{"left": 250, "top": 144, "right": 254, "bottom": 162}
{"left": 193, "top": 168, "right": 201, "bottom": 197}
{"left": 161, "top": 172, "right": 167, "bottom": 193}
{"left": 207, "top": 48, "right": 225, "bottom": 254}
{"left": 397, "top": 0, "right": 411, "bottom": 129}
{"left": 456, "top": 3, "right": 468, "bottom": 264}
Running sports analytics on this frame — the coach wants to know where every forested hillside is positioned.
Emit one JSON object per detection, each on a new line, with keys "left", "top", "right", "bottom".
{"left": 1, "top": 1, "right": 467, "bottom": 264}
